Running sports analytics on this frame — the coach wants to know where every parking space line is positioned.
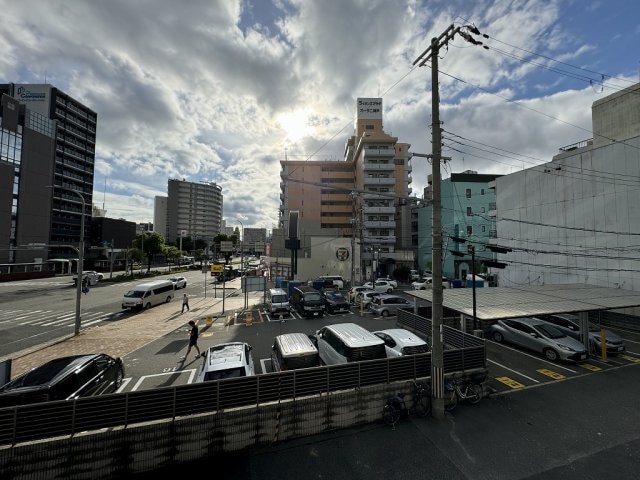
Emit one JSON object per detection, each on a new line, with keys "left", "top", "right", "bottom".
{"left": 495, "top": 376, "right": 525, "bottom": 389}
{"left": 537, "top": 368, "right": 566, "bottom": 379}
{"left": 620, "top": 354, "right": 640, "bottom": 363}
{"left": 487, "top": 359, "right": 540, "bottom": 383}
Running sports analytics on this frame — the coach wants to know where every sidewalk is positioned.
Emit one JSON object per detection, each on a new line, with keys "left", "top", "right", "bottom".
{"left": 6, "top": 278, "right": 265, "bottom": 379}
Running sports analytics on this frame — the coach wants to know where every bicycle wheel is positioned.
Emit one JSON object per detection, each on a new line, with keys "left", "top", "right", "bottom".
{"left": 382, "top": 404, "right": 401, "bottom": 426}
{"left": 466, "top": 384, "right": 483, "bottom": 404}
{"left": 412, "top": 393, "right": 432, "bottom": 417}
{"left": 444, "top": 389, "right": 458, "bottom": 412}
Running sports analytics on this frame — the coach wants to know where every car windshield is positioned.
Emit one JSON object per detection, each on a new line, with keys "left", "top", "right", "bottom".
{"left": 326, "top": 293, "right": 346, "bottom": 301}
{"left": 203, "top": 367, "right": 246, "bottom": 381}
{"left": 534, "top": 323, "right": 565, "bottom": 339}
{"left": 124, "top": 290, "right": 145, "bottom": 298}
{"left": 272, "top": 294, "right": 287, "bottom": 303}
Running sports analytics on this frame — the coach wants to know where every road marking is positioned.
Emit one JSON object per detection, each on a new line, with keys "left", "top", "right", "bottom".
{"left": 579, "top": 363, "right": 602, "bottom": 372}
{"left": 537, "top": 368, "right": 566, "bottom": 379}
{"left": 495, "top": 376, "right": 525, "bottom": 389}
{"left": 487, "top": 359, "right": 540, "bottom": 383}
{"left": 620, "top": 354, "right": 640, "bottom": 363}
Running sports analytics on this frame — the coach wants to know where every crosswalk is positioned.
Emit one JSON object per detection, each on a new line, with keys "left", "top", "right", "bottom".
{"left": 0, "top": 309, "right": 125, "bottom": 328}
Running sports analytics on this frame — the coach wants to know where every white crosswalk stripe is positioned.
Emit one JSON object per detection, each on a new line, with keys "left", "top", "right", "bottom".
{"left": 0, "top": 309, "right": 119, "bottom": 328}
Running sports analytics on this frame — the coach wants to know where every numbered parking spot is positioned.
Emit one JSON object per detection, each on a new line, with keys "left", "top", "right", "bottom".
{"left": 495, "top": 376, "right": 525, "bottom": 389}
{"left": 579, "top": 363, "right": 602, "bottom": 372}
{"left": 537, "top": 368, "right": 566, "bottom": 380}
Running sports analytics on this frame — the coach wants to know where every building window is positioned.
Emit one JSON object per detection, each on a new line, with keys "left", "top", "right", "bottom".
{"left": 366, "top": 125, "right": 374, "bottom": 130}
{"left": 481, "top": 225, "right": 486, "bottom": 233}
{"left": 465, "top": 188, "right": 471, "bottom": 198}
{"left": 481, "top": 207, "right": 485, "bottom": 213}
{"left": 466, "top": 207, "right": 472, "bottom": 216}
{"left": 466, "top": 225, "right": 473, "bottom": 235}
{"left": 481, "top": 189, "right": 485, "bottom": 195}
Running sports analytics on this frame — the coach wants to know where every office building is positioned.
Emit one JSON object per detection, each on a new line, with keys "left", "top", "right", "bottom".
{"left": 153, "top": 196, "right": 168, "bottom": 239}
{"left": 278, "top": 98, "right": 413, "bottom": 282}
{"left": 166, "top": 179, "right": 223, "bottom": 244}
{"left": 0, "top": 84, "right": 97, "bottom": 269}
{"left": 493, "top": 83, "right": 640, "bottom": 292}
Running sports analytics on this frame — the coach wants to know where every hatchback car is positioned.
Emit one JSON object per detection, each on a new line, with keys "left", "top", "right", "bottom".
{"left": 0, "top": 353, "right": 125, "bottom": 407}
{"left": 411, "top": 276, "right": 448, "bottom": 290}
{"left": 354, "top": 290, "right": 382, "bottom": 309}
{"left": 170, "top": 276, "right": 187, "bottom": 289}
{"left": 489, "top": 317, "right": 588, "bottom": 362}
{"left": 323, "top": 291, "right": 351, "bottom": 314}
{"left": 347, "top": 285, "right": 374, "bottom": 303}
{"left": 536, "top": 313, "right": 626, "bottom": 355}
{"left": 363, "top": 280, "right": 394, "bottom": 293}
{"left": 377, "top": 277, "right": 398, "bottom": 288}
{"left": 372, "top": 328, "right": 429, "bottom": 357}
{"left": 195, "top": 342, "right": 256, "bottom": 382}
{"left": 369, "top": 294, "right": 413, "bottom": 317}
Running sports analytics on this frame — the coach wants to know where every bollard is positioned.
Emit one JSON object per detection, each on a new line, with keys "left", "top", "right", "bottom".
{"left": 207, "top": 315, "right": 213, "bottom": 326}
{"left": 245, "top": 311, "right": 253, "bottom": 326}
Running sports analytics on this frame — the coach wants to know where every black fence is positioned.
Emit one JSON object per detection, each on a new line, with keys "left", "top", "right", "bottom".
{"left": 0, "top": 309, "right": 486, "bottom": 446}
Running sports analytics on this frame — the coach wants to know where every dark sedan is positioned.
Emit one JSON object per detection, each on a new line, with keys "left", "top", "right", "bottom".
{"left": 0, "top": 353, "right": 125, "bottom": 407}
{"left": 323, "top": 291, "right": 351, "bottom": 314}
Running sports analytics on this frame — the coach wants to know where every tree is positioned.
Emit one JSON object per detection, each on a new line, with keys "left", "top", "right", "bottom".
{"left": 132, "top": 232, "right": 166, "bottom": 273}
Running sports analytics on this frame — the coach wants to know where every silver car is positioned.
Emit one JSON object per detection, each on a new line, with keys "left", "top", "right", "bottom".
{"left": 489, "top": 317, "right": 588, "bottom": 362}
{"left": 536, "top": 314, "right": 626, "bottom": 355}
{"left": 368, "top": 295, "right": 413, "bottom": 317}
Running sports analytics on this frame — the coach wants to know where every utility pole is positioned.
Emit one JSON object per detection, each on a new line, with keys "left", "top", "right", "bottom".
{"left": 413, "top": 23, "right": 486, "bottom": 419}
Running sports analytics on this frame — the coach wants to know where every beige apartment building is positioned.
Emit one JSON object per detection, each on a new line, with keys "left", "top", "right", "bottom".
{"left": 278, "top": 98, "right": 414, "bottom": 283}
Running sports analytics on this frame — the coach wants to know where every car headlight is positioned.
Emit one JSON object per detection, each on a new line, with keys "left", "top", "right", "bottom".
{"left": 556, "top": 343, "right": 578, "bottom": 352}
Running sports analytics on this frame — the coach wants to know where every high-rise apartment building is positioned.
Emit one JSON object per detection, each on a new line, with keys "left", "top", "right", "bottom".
{"left": 0, "top": 84, "right": 97, "bottom": 267}
{"left": 153, "top": 196, "right": 168, "bottom": 239}
{"left": 166, "top": 179, "right": 223, "bottom": 244}
{"left": 279, "top": 97, "right": 413, "bottom": 276}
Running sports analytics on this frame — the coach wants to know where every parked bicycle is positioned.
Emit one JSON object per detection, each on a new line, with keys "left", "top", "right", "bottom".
{"left": 444, "top": 372, "right": 486, "bottom": 412}
{"left": 382, "top": 379, "right": 432, "bottom": 427}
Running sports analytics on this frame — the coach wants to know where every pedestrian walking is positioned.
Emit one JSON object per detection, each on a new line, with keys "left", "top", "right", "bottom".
{"left": 180, "top": 320, "right": 200, "bottom": 360}
{"left": 181, "top": 293, "right": 190, "bottom": 313}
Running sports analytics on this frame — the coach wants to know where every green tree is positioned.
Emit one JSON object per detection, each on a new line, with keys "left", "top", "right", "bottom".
{"left": 132, "top": 232, "right": 166, "bottom": 272}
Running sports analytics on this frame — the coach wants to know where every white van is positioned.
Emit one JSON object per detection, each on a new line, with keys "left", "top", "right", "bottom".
{"left": 122, "top": 280, "right": 175, "bottom": 311}
{"left": 271, "top": 333, "right": 319, "bottom": 371}
{"left": 266, "top": 288, "right": 291, "bottom": 317}
{"left": 314, "top": 323, "right": 386, "bottom": 365}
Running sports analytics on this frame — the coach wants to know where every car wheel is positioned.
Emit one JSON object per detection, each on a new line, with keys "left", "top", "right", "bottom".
{"left": 328, "top": 307, "right": 334, "bottom": 314}
{"left": 166, "top": 296, "right": 172, "bottom": 303}
{"left": 115, "top": 368, "right": 124, "bottom": 388}
{"left": 420, "top": 287, "right": 426, "bottom": 290}
{"left": 145, "top": 302, "right": 152, "bottom": 309}
{"left": 492, "top": 331, "right": 504, "bottom": 342}
{"left": 387, "top": 288, "right": 392, "bottom": 293}
{"left": 381, "top": 310, "right": 389, "bottom": 317}
{"left": 543, "top": 348, "right": 559, "bottom": 362}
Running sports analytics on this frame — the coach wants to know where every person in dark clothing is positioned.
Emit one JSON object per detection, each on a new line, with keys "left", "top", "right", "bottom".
{"left": 180, "top": 320, "right": 200, "bottom": 360}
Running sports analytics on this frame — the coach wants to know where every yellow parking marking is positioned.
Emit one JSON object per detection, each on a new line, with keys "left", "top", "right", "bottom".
{"left": 495, "top": 376, "right": 525, "bottom": 389}
{"left": 579, "top": 363, "right": 602, "bottom": 372}
{"left": 620, "top": 355, "right": 640, "bottom": 363}
{"left": 537, "top": 369, "right": 566, "bottom": 380}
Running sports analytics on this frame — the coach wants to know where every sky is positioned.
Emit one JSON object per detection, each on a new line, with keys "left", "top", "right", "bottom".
{"left": 2, "top": 0, "right": 639, "bottom": 235}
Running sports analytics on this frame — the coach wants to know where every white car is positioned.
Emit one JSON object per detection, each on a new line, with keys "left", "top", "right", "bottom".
{"left": 372, "top": 328, "right": 430, "bottom": 357}
{"left": 411, "top": 277, "right": 448, "bottom": 290}
{"left": 355, "top": 290, "right": 382, "bottom": 309}
{"left": 347, "top": 285, "right": 375, "bottom": 303}
{"left": 170, "top": 276, "right": 187, "bottom": 289}
{"left": 363, "top": 280, "right": 394, "bottom": 293}
{"left": 378, "top": 277, "right": 398, "bottom": 288}
{"left": 195, "top": 342, "right": 256, "bottom": 382}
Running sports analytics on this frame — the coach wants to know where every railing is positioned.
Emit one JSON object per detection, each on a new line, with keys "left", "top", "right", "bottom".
{"left": 0, "top": 309, "right": 486, "bottom": 447}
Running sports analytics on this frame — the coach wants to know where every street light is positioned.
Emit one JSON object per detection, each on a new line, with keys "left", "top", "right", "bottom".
{"left": 47, "top": 186, "right": 84, "bottom": 336}
{"left": 237, "top": 219, "right": 245, "bottom": 309}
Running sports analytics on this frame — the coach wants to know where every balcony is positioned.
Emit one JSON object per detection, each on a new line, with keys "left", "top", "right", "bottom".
{"left": 363, "top": 161, "right": 395, "bottom": 171}
{"left": 363, "top": 206, "right": 395, "bottom": 214}
{"left": 363, "top": 177, "right": 395, "bottom": 186}
{"left": 364, "top": 221, "right": 396, "bottom": 229}
{"left": 363, "top": 147, "right": 395, "bottom": 158}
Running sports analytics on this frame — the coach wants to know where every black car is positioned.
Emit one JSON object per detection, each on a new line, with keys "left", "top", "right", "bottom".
{"left": 0, "top": 353, "right": 125, "bottom": 408}
{"left": 323, "top": 291, "right": 351, "bottom": 314}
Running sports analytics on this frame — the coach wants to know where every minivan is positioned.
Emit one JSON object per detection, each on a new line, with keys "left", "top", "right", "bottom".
{"left": 121, "top": 279, "right": 175, "bottom": 311}
{"left": 266, "top": 288, "right": 291, "bottom": 317}
{"left": 290, "top": 285, "right": 324, "bottom": 318}
{"left": 314, "top": 322, "right": 386, "bottom": 365}
{"left": 271, "top": 333, "right": 320, "bottom": 371}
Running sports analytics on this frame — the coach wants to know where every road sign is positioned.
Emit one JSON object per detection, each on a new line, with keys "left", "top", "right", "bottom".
{"left": 220, "top": 241, "right": 233, "bottom": 252}
{"left": 210, "top": 264, "right": 224, "bottom": 274}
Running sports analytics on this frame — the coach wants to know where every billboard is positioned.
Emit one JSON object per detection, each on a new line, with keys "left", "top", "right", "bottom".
{"left": 356, "top": 97, "right": 382, "bottom": 120}
{"left": 13, "top": 84, "right": 51, "bottom": 116}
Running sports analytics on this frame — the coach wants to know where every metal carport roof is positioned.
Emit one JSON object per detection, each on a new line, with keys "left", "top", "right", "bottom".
{"left": 406, "top": 283, "right": 640, "bottom": 321}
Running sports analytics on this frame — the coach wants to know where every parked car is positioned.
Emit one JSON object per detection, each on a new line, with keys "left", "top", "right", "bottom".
{"left": 536, "top": 313, "right": 626, "bottom": 355}
{"left": 170, "top": 276, "right": 187, "bottom": 289}
{"left": 195, "top": 342, "right": 256, "bottom": 382}
{"left": 314, "top": 323, "right": 386, "bottom": 365}
{"left": 347, "top": 285, "right": 374, "bottom": 303}
{"left": 489, "top": 317, "right": 588, "bottom": 362}
{"left": 354, "top": 290, "right": 382, "bottom": 309}
{"left": 363, "top": 279, "right": 394, "bottom": 293}
{"left": 377, "top": 276, "right": 398, "bottom": 288}
{"left": 73, "top": 270, "right": 103, "bottom": 286}
{"left": 321, "top": 291, "right": 351, "bottom": 314}
{"left": 372, "top": 328, "right": 429, "bottom": 357}
{"left": 368, "top": 294, "right": 413, "bottom": 317}
{"left": 411, "top": 276, "right": 448, "bottom": 290}
{"left": 0, "top": 353, "right": 124, "bottom": 407}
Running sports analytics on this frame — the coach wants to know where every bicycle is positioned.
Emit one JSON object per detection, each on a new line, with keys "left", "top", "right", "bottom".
{"left": 443, "top": 372, "right": 486, "bottom": 412}
{"left": 382, "top": 379, "right": 432, "bottom": 427}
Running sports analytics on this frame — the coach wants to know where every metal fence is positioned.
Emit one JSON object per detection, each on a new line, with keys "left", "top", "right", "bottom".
{"left": 0, "top": 308, "right": 486, "bottom": 447}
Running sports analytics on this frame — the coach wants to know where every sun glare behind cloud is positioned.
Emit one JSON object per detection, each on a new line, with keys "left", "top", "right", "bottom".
{"left": 277, "top": 109, "right": 313, "bottom": 143}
